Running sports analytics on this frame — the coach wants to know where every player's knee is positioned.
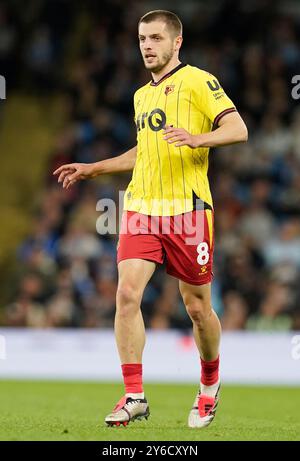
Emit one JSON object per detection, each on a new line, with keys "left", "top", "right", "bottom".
{"left": 116, "top": 285, "right": 141, "bottom": 312}
{"left": 184, "top": 295, "right": 212, "bottom": 327}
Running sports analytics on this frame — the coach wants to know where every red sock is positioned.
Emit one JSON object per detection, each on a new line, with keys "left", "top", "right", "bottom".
{"left": 200, "top": 356, "right": 219, "bottom": 386}
{"left": 121, "top": 363, "right": 143, "bottom": 394}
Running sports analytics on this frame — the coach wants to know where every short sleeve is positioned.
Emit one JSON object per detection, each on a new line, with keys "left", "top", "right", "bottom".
{"left": 193, "top": 71, "right": 236, "bottom": 127}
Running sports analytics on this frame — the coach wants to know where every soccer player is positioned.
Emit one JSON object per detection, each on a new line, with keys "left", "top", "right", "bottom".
{"left": 54, "top": 10, "right": 248, "bottom": 428}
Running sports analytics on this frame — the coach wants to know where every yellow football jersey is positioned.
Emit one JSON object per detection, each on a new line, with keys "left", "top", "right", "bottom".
{"left": 123, "top": 63, "right": 236, "bottom": 216}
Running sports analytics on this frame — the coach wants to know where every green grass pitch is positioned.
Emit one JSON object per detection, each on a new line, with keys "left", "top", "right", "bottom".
{"left": 0, "top": 380, "right": 299, "bottom": 441}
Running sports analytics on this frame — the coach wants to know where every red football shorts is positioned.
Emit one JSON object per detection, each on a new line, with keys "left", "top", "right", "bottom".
{"left": 117, "top": 210, "right": 214, "bottom": 285}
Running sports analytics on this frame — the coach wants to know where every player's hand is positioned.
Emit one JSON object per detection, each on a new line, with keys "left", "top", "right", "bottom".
{"left": 53, "top": 163, "right": 95, "bottom": 189}
{"left": 163, "top": 125, "right": 198, "bottom": 148}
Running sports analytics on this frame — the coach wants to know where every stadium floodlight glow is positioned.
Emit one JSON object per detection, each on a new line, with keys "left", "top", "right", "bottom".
{"left": 0, "top": 75, "right": 6, "bottom": 100}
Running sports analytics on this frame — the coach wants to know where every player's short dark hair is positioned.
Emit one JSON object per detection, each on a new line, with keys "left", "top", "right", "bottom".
{"left": 138, "top": 10, "right": 183, "bottom": 37}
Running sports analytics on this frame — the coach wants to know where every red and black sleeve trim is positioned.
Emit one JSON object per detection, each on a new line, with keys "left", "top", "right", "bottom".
{"left": 213, "top": 107, "right": 237, "bottom": 128}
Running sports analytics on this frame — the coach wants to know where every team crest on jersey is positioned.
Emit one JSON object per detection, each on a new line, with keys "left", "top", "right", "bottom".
{"left": 165, "top": 85, "right": 175, "bottom": 96}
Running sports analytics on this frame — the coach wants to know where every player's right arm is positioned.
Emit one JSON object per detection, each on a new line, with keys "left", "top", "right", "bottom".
{"left": 53, "top": 145, "right": 137, "bottom": 189}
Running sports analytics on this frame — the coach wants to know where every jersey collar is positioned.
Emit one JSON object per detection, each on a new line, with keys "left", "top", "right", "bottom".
{"left": 150, "top": 63, "right": 187, "bottom": 86}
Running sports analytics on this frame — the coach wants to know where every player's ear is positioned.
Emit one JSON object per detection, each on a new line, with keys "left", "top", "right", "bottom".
{"left": 175, "top": 36, "right": 183, "bottom": 51}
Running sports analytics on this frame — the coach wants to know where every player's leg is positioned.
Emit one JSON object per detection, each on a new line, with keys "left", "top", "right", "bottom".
{"left": 179, "top": 280, "right": 221, "bottom": 428}
{"left": 161, "top": 209, "right": 220, "bottom": 427}
{"left": 179, "top": 281, "right": 220, "bottom": 361}
{"left": 105, "top": 211, "right": 164, "bottom": 426}
{"left": 115, "top": 258, "right": 155, "bottom": 365}
{"left": 105, "top": 258, "right": 155, "bottom": 426}
{"left": 162, "top": 209, "right": 220, "bottom": 361}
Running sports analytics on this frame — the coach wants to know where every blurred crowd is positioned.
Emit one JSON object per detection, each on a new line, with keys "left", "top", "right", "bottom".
{"left": 2, "top": 0, "right": 300, "bottom": 330}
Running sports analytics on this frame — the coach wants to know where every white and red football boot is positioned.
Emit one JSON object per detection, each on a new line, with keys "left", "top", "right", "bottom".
{"left": 105, "top": 395, "right": 150, "bottom": 427}
{"left": 188, "top": 384, "right": 220, "bottom": 428}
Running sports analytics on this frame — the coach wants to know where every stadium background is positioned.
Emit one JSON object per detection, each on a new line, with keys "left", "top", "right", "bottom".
{"left": 1, "top": 0, "right": 300, "bottom": 331}
{"left": 0, "top": 0, "right": 300, "bottom": 441}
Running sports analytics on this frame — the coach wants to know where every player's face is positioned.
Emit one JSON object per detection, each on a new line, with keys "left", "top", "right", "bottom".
{"left": 138, "top": 21, "right": 178, "bottom": 73}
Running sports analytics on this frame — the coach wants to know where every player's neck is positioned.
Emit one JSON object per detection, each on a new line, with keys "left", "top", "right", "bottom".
{"left": 151, "top": 59, "right": 182, "bottom": 83}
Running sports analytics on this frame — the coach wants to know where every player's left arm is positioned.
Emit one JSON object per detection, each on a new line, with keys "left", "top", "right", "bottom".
{"left": 163, "top": 111, "right": 248, "bottom": 148}
{"left": 163, "top": 71, "right": 248, "bottom": 148}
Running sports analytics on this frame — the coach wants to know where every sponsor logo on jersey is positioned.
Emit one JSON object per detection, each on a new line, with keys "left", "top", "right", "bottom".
{"left": 206, "top": 79, "right": 221, "bottom": 91}
{"left": 136, "top": 108, "right": 167, "bottom": 132}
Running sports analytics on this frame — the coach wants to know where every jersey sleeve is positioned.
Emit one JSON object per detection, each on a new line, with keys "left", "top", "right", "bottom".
{"left": 193, "top": 71, "right": 236, "bottom": 127}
